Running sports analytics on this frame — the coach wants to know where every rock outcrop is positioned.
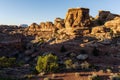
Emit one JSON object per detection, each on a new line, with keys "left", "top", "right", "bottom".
{"left": 54, "top": 18, "right": 65, "bottom": 29}
{"left": 98, "top": 10, "right": 110, "bottom": 22}
{"left": 63, "top": 8, "right": 91, "bottom": 35}
{"left": 64, "top": 8, "right": 91, "bottom": 28}
{"left": 1, "top": 8, "right": 120, "bottom": 79}
{"left": 40, "top": 22, "right": 55, "bottom": 31}
{"left": 105, "top": 17, "right": 120, "bottom": 34}
{"left": 0, "top": 34, "right": 23, "bottom": 57}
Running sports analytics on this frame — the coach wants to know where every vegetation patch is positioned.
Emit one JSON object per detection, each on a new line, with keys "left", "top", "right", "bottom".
{"left": 0, "top": 57, "right": 16, "bottom": 68}
{"left": 36, "top": 53, "right": 59, "bottom": 73}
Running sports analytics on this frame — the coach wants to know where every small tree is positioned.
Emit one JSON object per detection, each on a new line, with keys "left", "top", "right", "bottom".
{"left": 64, "top": 59, "right": 73, "bottom": 69}
{"left": 0, "top": 56, "right": 16, "bottom": 68}
{"left": 60, "top": 45, "right": 67, "bottom": 52}
{"left": 36, "top": 53, "right": 59, "bottom": 73}
{"left": 92, "top": 47, "right": 99, "bottom": 56}
{"left": 81, "top": 61, "right": 90, "bottom": 69}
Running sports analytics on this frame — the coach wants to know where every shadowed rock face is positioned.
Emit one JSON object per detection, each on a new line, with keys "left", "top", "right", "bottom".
{"left": 96, "top": 10, "right": 120, "bottom": 23}
{"left": 64, "top": 8, "right": 91, "bottom": 28}
{"left": 98, "top": 10, "right": 110, "bottom": 22}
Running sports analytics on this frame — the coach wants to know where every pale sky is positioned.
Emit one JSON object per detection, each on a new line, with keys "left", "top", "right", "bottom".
{"left": 0, "top": 0, "right": 120, "bottom": 25}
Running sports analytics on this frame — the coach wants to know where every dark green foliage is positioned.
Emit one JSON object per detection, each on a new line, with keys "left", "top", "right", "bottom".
{"left": 112, "top": 77, "right": 120, "bottom": 80}
{"left": 0, "top": 57, "right": 16, "bottom": 68}
{"left": 0, "top": 77, "right": 19, "bottom": 80}
{"left": 92, "top": 76, "right": 101, "bottom": 80}
{"left": 90, "top": 64, "right": 100, "bottom": 70}
{"left": 92, "top": 47, "right": 99, "bottom": 56}
{"left": 97, "top": 20, "right": 104, "bottom": 25}
{"left": 60, "top": 45, "right": 67, "bottom": 52}
{"left": 36, "top": 53, "right": 59, "bottom": 73}
{"left": 80, "top": 50, "right": 86, "bottom": 54}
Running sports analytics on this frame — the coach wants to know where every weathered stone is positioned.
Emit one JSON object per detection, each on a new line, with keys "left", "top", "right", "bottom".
{"left": 64, "top": 8, "right": 90, "bottom": 28}
{"left": 105, "top": 17, "right": 120, "bottom": 34}
{"left": 24, "top": 49, "right": 34, "bottom": 55}
{"left": 106, "top": 13, "right": 119, "bottom": 21}
{"left": 91, "top": 26, "right": 105, "bottom": 34}
{"left": 100, "top": 39, "right": 112, "bottom": 45}
{"left": 29, "top": 23, "right": 40, "bottom": 31}
{"left": 76, "top": 54, "right": 88, "bottom": 60}
{"left": 40, "top": 22, "right": 55, "bottom": 32}
{"left": 98, "top": 10, "right": 110, "bottom": 22}
{"left": 40, "top": 22, "right": 46, "bottom": 28}
{"left": 54, "top": 18, "right": 65, "bottom": 29}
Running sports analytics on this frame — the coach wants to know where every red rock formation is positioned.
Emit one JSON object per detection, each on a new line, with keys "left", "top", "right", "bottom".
{"left": 64, "top": 8, "right": 91, "bottom": 28}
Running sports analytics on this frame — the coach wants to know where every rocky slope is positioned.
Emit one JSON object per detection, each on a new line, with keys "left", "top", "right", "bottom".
{"left": 0, "top": 7, "right": 120, "bottom": 79}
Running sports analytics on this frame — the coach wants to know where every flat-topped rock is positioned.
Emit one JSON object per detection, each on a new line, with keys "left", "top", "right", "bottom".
{"left": 65, "top": 7, "right": 90, "bottom": 28}
{"left": 68, "top": 8, "right": 89, "bottom": 11}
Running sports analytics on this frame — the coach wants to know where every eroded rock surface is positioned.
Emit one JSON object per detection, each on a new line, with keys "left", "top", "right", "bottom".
{"left": 64, "top": 8, "right": 91, "bottom": 28}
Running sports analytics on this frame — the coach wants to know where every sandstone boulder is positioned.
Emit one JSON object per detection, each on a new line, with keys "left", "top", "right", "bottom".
{"left": 64, "top": 8, "right": 91, "bottom": 28}
{"left": 91, "top": 26, "right": 105, "bottom": 34}
{"left": 105, "top": 17, "right": 120, "bottom": 34}
{"left": 76, "top": 54, "right": 88, "bottom": 60}
{"left": 40, "top": 22, "right": 55, "bottom": 32}
{"left": 54, "top": 18, "right": 65, "bottom": 29}
{"left": 40, "top": 22, "right": 46, "bottom": 28}
{"left": 91, "top": 26, "right": 113, "bottom": 40}
{"left": 28, "top": 23, "right": 40, "bottom": 31}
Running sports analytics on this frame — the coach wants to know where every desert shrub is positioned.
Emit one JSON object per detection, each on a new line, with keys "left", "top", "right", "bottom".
{"left": 97, "top": 20, "right": 104, "bottom": 25}
{"left": 72, "top": 62, "right": 80, "bottom": 70}
{"left": 43, "top": 77, "right": 50, "bottom": 80}
{"left": 60, "top": 45, "right": 67, "bottom": 52}
{"left": 0, "top": 56, "right": 16, "bottom": 68}
{"left": 90, "top": 64, "right": 99, "bottom": 70}
{"left": 80, "top": 50, "right": 86, "bottom": 54}
{"left": 64, "top": 59, "right": 73, "bottom": 69}
{"left": 0, "top": 77, "right": 20, "bottom": 80}
{"left": 88, "top": 73, "right": 101, "bottom": 80}
{"left": 24, "top": 74, "right": 35, "bottom": 79}
{"left": 109, "top": 73, "right": 120, "bottom": 80}
{"left": 36, "top": 53, "right": 59, "bottom": 73}
{"left": 106, "top": 69, "right": 112, "bottom": 73}
{"left": 36, "top": 38, "right": 45, "bottom": 46}
{"left": 81, "top": 61, "right": 90, "bottom": 69}
{"left": 92, "top": 47, "right": 99, "bottom": 56}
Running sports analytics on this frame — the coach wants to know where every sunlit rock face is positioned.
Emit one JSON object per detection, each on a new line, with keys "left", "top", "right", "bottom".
{"left": 63, "top": 8, "right": 91, "bottom": 35}
{"left": 64, "top": 8, "right": 91, "bottom": 28}
{"left": 54, "top": 18, "right": 65, "bottom": 29}
{"left": 105, "top": 17, "right": 120, "bottom": 34}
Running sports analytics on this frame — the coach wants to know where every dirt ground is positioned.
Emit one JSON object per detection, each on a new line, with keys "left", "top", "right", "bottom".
{"left": 36, "top": 71, "right": 118, "bottom": 80}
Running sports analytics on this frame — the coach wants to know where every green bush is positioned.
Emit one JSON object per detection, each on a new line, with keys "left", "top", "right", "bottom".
{"left": 36, "top": 53, "right": 59, "bottom": 73}
{"left": 81, "top": 61, "right": 90, "bottom": 69}
{"left": 0, "top": 77, "right": 20, "bottom": 80}
{"left": 0, "top": 57, "right": 16, "bottom": 68}
{"left": 64, "top": 59, "right": 73, "bottom": 69}
{"left": 110, "top": 74, "right": 120, "bottom": 80}
{"left": 88, "top": 73, "right": 101, "bottom": 80}
{"left": 97, "top": 20, "right": 104, "bottom": 25}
